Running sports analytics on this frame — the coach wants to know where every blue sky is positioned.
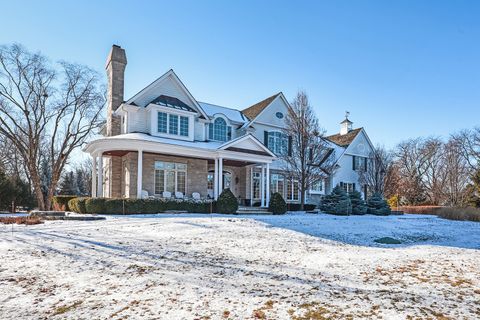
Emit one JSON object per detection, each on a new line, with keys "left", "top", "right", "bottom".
{"left": 2, "top": 0, "right": 480, "bottom": 148}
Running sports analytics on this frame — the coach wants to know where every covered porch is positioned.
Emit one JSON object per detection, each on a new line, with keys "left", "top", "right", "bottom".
{"left": 84, "top": 133, "right": 276, "bottom": 207}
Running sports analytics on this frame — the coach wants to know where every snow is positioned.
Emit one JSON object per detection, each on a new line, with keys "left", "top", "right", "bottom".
{"left": 101, "top": 132, "right": 224, "bottom": 150}
{"left": 0, "top": 213, "right": 479, "bottom": 319}
{"left": 199, "top": 102, "right": 247, "bottom": 123}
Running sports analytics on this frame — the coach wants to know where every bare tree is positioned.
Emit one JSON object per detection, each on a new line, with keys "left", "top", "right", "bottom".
{"left": 395, "top": 138, "right": 429, "bottom": 205}
{"left": 282, "top": 91, "right": 335, "bottom": 210}
{"left": 359, "top": 145, "right": 393, "bottom": 196}
{"left": 443, "top": 138, "right": 472, "bottom": 206}
{"left": 420, "top": 137, "right": 447, "bottom": 205}
{"left": 0, "top": 44, "right": 104, "bottom": 210}
{"left": 453, "top": 128, "right": 480, "bottom": 169}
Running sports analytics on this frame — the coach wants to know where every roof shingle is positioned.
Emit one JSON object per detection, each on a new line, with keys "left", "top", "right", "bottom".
{"left": 325, "top": 128, "right": 362, "bottom": 147}
{"left": 242, "top": 93, "right": 281, "bottom": 121}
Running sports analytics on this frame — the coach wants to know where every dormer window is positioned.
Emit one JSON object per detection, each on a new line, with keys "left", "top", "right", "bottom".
{"left": 209, "top": 117, "right": 232, "bottom": 142}
{"left": 157, "top": 112, "right": 189, "bottom": 137}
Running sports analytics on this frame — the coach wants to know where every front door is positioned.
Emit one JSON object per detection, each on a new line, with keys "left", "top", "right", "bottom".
{"left": 223, "top": 171, "right": 232, "bottom": 191}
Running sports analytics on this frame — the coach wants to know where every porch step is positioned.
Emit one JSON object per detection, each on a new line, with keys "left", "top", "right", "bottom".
{"left": 236, "top": 206, "right": 272, "bottom": 215}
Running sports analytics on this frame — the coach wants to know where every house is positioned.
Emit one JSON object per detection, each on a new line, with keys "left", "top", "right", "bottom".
{"left": 84, "top": 45, "right": 375, "bottom": 206}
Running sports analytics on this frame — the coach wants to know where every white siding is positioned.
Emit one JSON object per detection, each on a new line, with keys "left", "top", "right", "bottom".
{"left": 128, "top": 109, "right": 148, "bottom": 133}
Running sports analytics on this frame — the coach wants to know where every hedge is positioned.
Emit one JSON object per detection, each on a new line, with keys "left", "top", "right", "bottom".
{"left": 68, "top": 197, "right": 217, "bottom": 214}
{"left": 286, "top": 203, "right": 316, "bottom": 211}
{"left": 68, "top": 197, "right": 88, "bottom": 214}
{"left": 52, "top": 195, "right": 77, "bottom": 211}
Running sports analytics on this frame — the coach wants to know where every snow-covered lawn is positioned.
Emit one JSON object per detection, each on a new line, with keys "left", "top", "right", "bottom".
{"left": 0, "top": 213, "right": 479, "bottom": 319}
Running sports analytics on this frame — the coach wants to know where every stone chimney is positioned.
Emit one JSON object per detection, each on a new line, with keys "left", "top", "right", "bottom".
{"left": 105, "top": 45, "right": 127, "bottom": 136}
{"left": 340, "top": 111, "right": 353, "bottom": 135}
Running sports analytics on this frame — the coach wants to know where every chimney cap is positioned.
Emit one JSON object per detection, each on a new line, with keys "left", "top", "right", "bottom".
{"left": 105, "top": 44, "right": 127, "bottom": 69}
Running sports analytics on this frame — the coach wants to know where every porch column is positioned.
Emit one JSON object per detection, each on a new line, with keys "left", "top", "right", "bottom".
{"left": 136, "top": 150, "right": 143, "bottom": 199}
{"left": 97, "top": 155, "right": 103, "bottom": 197}
{"left": 266, "top": 163, "right": 270, "bottom": 206}
{"left": 218, "top": 157, "right": 223, "bottom": 193}
{"left": 214, "top": 158, "right": 219, "bottom": 200}
{"left": 92, "top": 155, "right": 97, "bottom": 198}
{"left": 260, "top": 164, "right": 265, "bottom": 207}
{"left": 250, "top": 166, "right": 254, "bottom": 207}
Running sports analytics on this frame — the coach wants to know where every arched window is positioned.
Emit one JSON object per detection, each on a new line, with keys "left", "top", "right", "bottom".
{"left": 209, "top": 117, "right": 232, "bottom": 142}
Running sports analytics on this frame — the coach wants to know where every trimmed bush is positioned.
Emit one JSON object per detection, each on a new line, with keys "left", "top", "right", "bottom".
{"left": 68, "top": 197, "right": 88, "bottom": 214}
{"left": 319, "top": 186, "right": 352, "bottom": 215}
{"left": 286, "top": 203, "right": 316, "bottom": 211}
{"left": 85, "top": 198, "right": 107, "bottom": 214}
{"left": 269, "top": 192, "right": 287, "bottom": 214}
{"left": 70, "top": 197, "right": 216, "bottom": 214}
{"left": 367, "top": 193, "right": 391, "bottom": 216}
{"left": 52, "top": 195, "right": 77, "bottom": 211}
{"left": 216, "top": 188, "right": 238, "bottom": 214}
{"left": 349, "top": 190, "right": 367, "bottom": 215}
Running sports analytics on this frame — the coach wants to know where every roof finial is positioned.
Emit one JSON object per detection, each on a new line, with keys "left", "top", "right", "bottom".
{"left": 345, "top": 110, "right": 350, "bottom": 120}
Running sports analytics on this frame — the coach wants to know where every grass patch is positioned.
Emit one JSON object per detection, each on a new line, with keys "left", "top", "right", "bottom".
{"left": 0, "top": 216, "right": 43, "bottom": 225}
{"left": 52, "top": 300, "right": 83, "bottom": 316}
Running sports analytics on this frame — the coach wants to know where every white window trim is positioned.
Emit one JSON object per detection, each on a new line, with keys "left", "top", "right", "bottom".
{"left": 209, "top": 115, "right": 232, "bottom": 142}
{"left": 148, "top": 104, "right": 195, "bottom": 141}
{"left": 309, "top": 180, "right": 325, "bottom": 194}
{"left": 154, "top": 161, "right": 188, "bottom": 195}
{"left": 267, "top": 130, "right": 288, "bottom": 155}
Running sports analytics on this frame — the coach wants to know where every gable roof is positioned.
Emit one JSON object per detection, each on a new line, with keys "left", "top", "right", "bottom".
{"left": 325, "top": 128, "right": 363, "bottom": 147}
{"left": 125, "top": 69, "right": 209, "bottom": 119}
{"left": 241, "top": 93, "right": 281, "bottom": 121}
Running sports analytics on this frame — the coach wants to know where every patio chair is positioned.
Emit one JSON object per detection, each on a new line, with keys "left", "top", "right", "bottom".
{"left": 175, "top": 192, "right": 184, "bottom": 199}
{"left": 162, "top": 191, "right": 172, "bottom": 198}
{"left": 192, "top": 192, "right": 201, "bottom": 200}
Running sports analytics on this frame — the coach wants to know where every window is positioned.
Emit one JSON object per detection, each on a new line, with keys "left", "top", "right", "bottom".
{"left": 353, "top": 156, "right": 367, "bottom": 171}
{"left": 267, "top": 131, "right": 288, "bottom": 155}
{"left": 275, "top": 112, "right": 284, "bottom": 119}
{"left": 179, "top": 116, "right": 189, "bottom": 136}
{"left": 286, "top": 178, "right": 299, "bottom": 201}
{"left": 252, "top": 172, "right": 261, "bottom": 199}
{"left": 209, "top": 117, "right": 232, "bottom": 142}
{"left": 312, "top": 180, "right": 323, "bottom": 192}
{"left": 207, "top": 173, "right": 214, "bottom": 190}
{"left": 340, "top": 182, "right": 355, "bottom": 193}
{"left": 154, "top": 161, "right": 187, "bottom": 195}
{"left": 270, "top": 174, "right": 285, "bottom": 196}
{"left": 157, "top": 112, "right": 190, "bottom": 138}
{"left": 157, "top": 112, "right": 168, "bottom": 133}
{"left": 169, "top": 114, "right": 178, "bottom": 135}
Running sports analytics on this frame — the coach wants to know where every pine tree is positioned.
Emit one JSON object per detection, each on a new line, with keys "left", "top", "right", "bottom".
{"left": 349, "top": 190, "right": 367, "bottom": 215}
{"left": 320, "top": 185, "right": 352, "bottom": 215}
{"left": 367, "top": 193, "right": 391, "bottom": 215}
{"left": 59, "top": 171, "right": 78, "bottom": 195}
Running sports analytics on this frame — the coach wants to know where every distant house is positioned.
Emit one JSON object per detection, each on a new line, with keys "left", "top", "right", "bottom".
{"left": 84, "top": 45, "right": 375, "bottom": 206}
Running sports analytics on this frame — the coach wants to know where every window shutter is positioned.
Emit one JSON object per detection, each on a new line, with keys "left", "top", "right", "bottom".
{"left": 227, "top": 126, "right": 232, "bottom": 141}
{"left": 208, "top": 123, "right": 213, "bottom": 140}
{"left": 352, "top": 183, "right": 356, "bottom": 191}
{"left": 264, "top": 131, "right": 269, "bottom": 147}
{"left": 288, "top": 136, "right": 292, "bottom": 156}
{"left": 309, "top": 148, "right": 313, "bottom": 162}
{"left": 364, "top": 158, "right": 367, "bottom": 171}
{"left": 352, "top": 156, "right": 356, "bottom": 170}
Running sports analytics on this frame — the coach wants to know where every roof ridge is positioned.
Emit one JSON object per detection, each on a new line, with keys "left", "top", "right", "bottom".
{"left": 198, "top": 101, "right": 242, "bottom": 112}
